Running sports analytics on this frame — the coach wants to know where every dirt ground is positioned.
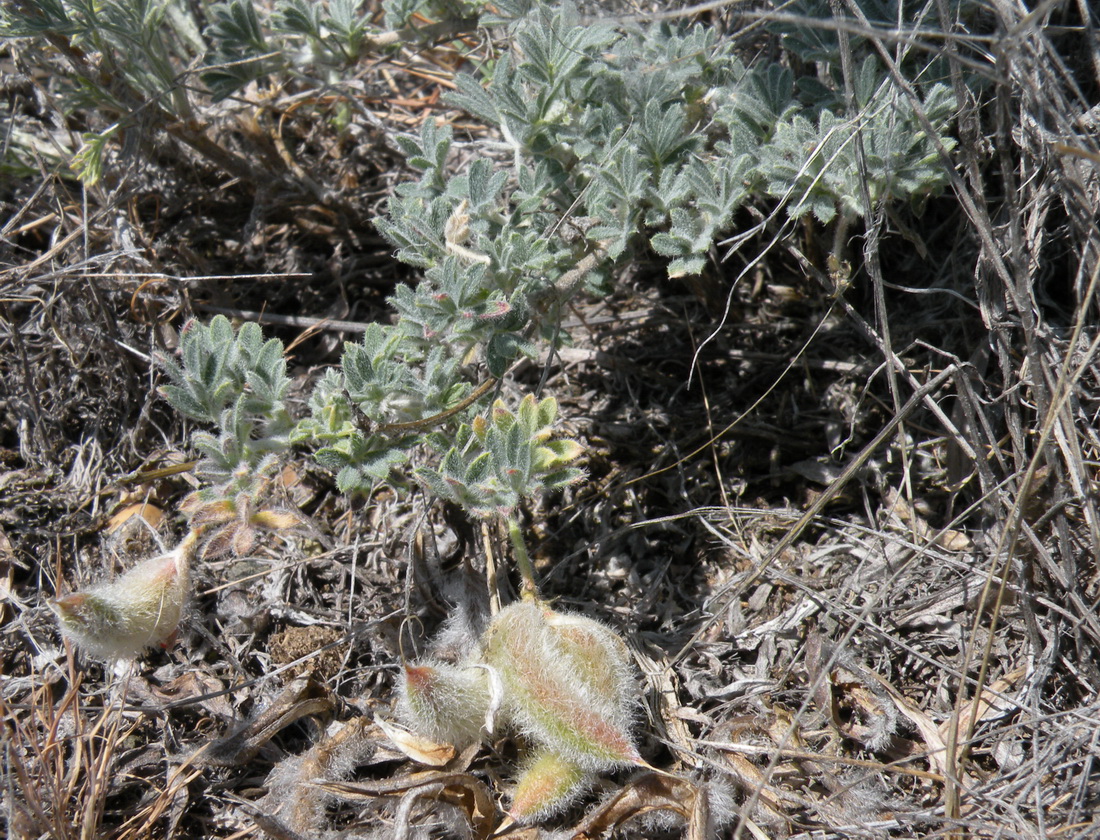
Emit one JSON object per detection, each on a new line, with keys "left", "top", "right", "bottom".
{"left": 3, "top": 2, "right": 1100, "bottom": 839}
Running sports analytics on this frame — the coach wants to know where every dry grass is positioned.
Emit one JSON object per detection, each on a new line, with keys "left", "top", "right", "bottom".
{"left": 3, "top": 1, "right": 1100, "bottom": 838}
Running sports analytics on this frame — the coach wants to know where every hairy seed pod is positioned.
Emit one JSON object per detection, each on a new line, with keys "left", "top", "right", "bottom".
{"left": 50, "top": 530, "right": 197, "bottom": 661}
{"left": 397, "top": 659, "right": 491, "bottom": 748}
{"left": 510, "top": 748, "right": 590, "bottom": 822}
{"left": 483, "top": 602, "right": 640, "bottom": 772}
{"left": 544, "top": 609, "right": 636, "bottom": 711}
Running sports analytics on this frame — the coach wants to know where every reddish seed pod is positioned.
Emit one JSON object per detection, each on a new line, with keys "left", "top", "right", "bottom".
{"left": 510, "top": 748, "right": 590, "bottom": 822}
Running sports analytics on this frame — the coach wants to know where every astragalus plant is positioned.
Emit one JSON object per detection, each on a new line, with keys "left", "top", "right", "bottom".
{"left": 19, "top": 0, "right": 964, "bottom": 824}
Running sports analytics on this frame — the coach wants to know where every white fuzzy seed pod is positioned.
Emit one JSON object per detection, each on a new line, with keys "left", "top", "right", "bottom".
{"left": 49, "top": 530, "right": 197, "bottom": 661}
{"left": 397, "top": 659, "right": 492, "bottom": 749}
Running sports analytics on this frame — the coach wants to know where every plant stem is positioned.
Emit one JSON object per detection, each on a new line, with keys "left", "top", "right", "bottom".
{"left": 505, "top": 516, "right": 539, "bottom": 601}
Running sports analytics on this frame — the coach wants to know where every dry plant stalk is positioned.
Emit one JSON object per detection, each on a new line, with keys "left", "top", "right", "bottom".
{"left": 1, "top": 669, "right": 150, "bottom": 840}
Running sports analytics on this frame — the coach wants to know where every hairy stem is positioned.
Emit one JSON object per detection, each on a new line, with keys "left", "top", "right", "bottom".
{"left": 506, "top": 516, "right": 539, "bottom": 601}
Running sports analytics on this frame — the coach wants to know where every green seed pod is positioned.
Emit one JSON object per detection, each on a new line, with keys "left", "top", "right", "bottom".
{"left": 50, "top": 530, "right": 197, "bottom": 661}
{"left": 397, "top": 659, "right": 491, "bottom": 748}
{"left": 483, "top": 602, "right": 640, "bottom": 772}
{"left": 510, "top": 748, "right": 590, "bottom": 822}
